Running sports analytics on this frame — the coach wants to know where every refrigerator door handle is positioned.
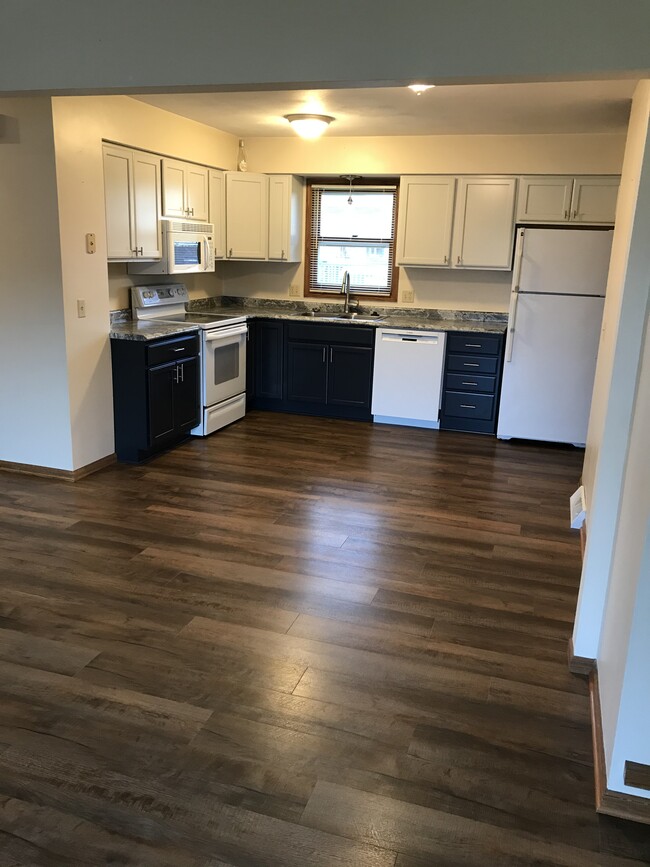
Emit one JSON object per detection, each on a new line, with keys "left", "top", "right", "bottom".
{"left": 505, "top": 229, "right": 526, "bottom": 363}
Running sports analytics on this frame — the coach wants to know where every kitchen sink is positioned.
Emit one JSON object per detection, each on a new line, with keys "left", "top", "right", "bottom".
{"left": 296, "top": 312, "right": 386, "bottom": 323}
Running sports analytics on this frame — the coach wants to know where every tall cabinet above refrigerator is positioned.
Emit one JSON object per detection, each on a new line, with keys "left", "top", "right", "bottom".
{"left": 497, "top": 227, "right": 613, "bottom": 446}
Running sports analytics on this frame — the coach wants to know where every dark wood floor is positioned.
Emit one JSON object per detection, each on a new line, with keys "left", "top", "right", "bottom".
{"left": 0, "top": 412, "right": 648, "bottom": 866}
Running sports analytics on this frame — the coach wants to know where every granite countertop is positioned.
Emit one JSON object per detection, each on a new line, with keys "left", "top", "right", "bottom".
{"left": 109, "top": 299, "right": 507, "bottom": 339}
{"left": 237, "top": 308, "right": 506, "bottom": 334}
{"left": 110, "top": 321, "right": 200, "bottom": 341}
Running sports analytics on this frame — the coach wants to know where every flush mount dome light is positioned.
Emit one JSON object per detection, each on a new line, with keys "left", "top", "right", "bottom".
{"left": 408, "top": 83, "right": 435, "bottom": 95}
{"left": 284, "top": 113, "right": 334, "bottom": 139}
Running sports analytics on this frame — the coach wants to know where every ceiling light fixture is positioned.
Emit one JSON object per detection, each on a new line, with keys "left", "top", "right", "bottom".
{"left": 408, "top": 83, "right": 435, "bottom": 96}
{"left": 284, "top": 113, "right": 334, "bottom": 139}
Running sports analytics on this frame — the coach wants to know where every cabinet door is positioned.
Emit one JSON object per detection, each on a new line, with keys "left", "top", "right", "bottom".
{"left": 268, "top": 175, "right": 303, "bottom": 261}
{"left": 226, "top": 172, "right": 269, "bottom": 259}
{"left": 452, "top": 177, "right": 516, "bottom": 269}
{"left": 268, "top": 175, "right": 290, "bottom": 260}
{"left": 286, "top": 342, "right": 327, "bottom": 403}
{"left": 161, "top": 159, "right": 187, "bottom": 218}
{"left": 255, "top": 320, "right": 284, "bottom": 399}
{"left": 516, "top": 177, "right": 573, "bottom": 222}
{"left": 132, "top": 151, "right": 162, "bottom": 259}
{"left": 208, "top": 169, "right": 226, "bottom": 259}
{"left": 173, "top": 357, "right": 200, "bottom": 430}
{"left": 570, "top": 176, "right": 619, "bottom": 224}
{"left": 395, "top": 177, "right": 455, "bottom": 266}
{"left": 103, "top": 144, "right": 135, "bottom": 259}
{"left": 328, "top": 345, "right": 373, "bottom": 408}
{"left": 185, "top": 164, "right": 209, "bottom": 221}
{"left": 148, "top": 363, "right": 175, "bottom": 444}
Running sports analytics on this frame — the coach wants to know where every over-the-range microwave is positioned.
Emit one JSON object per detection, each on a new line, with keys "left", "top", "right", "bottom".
{"left": 128, "top": 219, "right": 215, "bottom": 275}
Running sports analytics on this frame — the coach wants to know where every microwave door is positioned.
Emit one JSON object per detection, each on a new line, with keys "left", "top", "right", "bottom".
{"left": 203, "top": 325, "right": 247, "bottom": 406}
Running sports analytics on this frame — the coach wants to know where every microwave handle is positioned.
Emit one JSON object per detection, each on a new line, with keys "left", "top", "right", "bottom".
{"left": 203, "top": 237, "right": 211, "bottom": 269}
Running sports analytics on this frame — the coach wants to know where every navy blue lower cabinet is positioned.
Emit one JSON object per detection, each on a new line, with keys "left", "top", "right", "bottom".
{"left": 111, "top": 334, "right": 200, "bottom": 463}
{"left": 440, "top": 331, "right": 505, "bottom": 435}
{"left": 248, "top": 320, "right": 285, "bottom": 409}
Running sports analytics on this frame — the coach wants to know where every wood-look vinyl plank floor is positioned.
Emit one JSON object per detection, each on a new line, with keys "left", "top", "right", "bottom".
{"left": 0, "top": 411, "right": 647, "bottom": 865}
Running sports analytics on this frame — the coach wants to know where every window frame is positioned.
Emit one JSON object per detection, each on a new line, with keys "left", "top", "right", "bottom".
{"left": 303, "top": 177, "right": 400, "bottom": 303}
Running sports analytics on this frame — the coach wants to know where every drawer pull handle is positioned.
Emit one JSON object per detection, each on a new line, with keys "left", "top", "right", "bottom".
{"left": 462, "top": 381, "right": 478, "bottom": 386}
{"left": 460, "top": 404, "right": 476, "bottom": 409}
{"left": 465, "top": 343, "right": 481, "bottom": 348}
{"left": 464, "top": 362, "right": 480, "bottom": 367}
{"left": 172, "top": 347, "right": 185, "bottom": 352}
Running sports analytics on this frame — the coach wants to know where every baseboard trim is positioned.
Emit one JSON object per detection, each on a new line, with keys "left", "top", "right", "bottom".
{"left": 590, "top": 669, "right": 650, "bottom": 825}
{"left": 0, "top": 453, "right": 116, "bottom": 482}
{"left": 568, "top": 637, "right": 596, "bottom": 676}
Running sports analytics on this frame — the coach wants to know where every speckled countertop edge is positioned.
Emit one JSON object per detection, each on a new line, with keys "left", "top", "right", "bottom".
{"left": 110, "top": 298, "right": 507, "bottom": 340}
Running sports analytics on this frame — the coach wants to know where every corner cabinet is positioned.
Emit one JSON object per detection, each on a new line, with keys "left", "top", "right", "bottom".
{"left": 111, "top": 333, "right": 200, "bottom": 463}
{"left": 162, "top": 158, "right": 209, "bottom": 221}
{"left": 517, "top": 176, "right": 619, "bottom": 224}
{"left": 225, "top": 172, "right": 269, "bottom": 260}
{"left": 103, "top": 144, "right": 162, "bottom": 261}
{"left": 208, "top": 169, "right": 226, "bottom": 259}
{"left": 268, "top": 175, "right": 303, "bottom": 262}
{"left": 396, "top": 176, "right": 516, "bottom": 270}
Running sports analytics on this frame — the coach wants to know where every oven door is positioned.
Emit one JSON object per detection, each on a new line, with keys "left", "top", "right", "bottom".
{"left": 202, "top": 324, "right": 248, "bottom": 407}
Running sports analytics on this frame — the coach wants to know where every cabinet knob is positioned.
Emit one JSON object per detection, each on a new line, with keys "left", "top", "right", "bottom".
{"left": 443, "top": 255, "right": 448, "bottom": 264}
{"left": 322, "top": 347, "right": 326, "bottom": 363}
{"left": 564, "top": 209, "right": 569, "bottom": 219}
{"left": 228, "top": 248, "right": 233, "bottom": 258}
{"left": 457, "top": 256, "right": 461, "bottom": 265}
{"left": 573, "top": 209, "right": 578, "bottom": 219}
{"left": 189, "top": 208, "right": 194, "bottom": 216}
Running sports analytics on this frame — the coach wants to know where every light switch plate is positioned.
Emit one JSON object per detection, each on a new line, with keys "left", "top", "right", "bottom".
{"left": 402, "top": 288, "right": 415, "bottom": 303}
{"left": 85, "top": 233, "right": 96, "bottom": 254}
{"left": 77, "top": 299, "right": 86, "bottom": 318}
{"left": 289, "top": 284, "right": 302, "bottom": 297}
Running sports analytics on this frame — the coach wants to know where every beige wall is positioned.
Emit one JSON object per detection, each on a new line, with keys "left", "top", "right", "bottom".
{"left": 221, "top": 131, "right": 624, "bottom": 312}
{"left": 245, "top": 133, "right": 625, "bottom": 176}
{"left": 0, "top": 98, "right": 74, "bottom": 470}
{"left": 573, "top": 80, "right": 650, "bottom": 660}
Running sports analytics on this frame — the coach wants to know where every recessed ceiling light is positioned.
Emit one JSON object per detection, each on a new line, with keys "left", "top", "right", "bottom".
{"left": 408, "top": 83, "right": 435, "bottom": 95}
{"left": 284, "top": 114, "right": 335, "bottom": 139}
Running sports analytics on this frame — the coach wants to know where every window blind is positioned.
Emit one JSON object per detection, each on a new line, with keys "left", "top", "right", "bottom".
{"left": 307, "top": 185, "right": 398, "bottom": 296}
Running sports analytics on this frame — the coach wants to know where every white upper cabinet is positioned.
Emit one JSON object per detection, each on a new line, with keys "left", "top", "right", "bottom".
{"left": 517, "top": 175, "right": 619, "bottom": 224}
{"left": 208, "top": 169, "right": 226, "bottom": 259}
{"left": 396, "top": 175, "right": 516, "bottom": 270}
{"left": 162, "top": 158, "right": 209, "bottom": 221}
{"left": 571, "top": 176, "right": 619, "bottom": 224}
{"left": 225, "top": 172, "right": 269, "bottom": 260}
{"left": 103, "top": 144, "right": 161, "bottom": 261}
{"left": 396, "top": 176, "right": 456, "bottom": 266}
{"left": 268, "top": 175, "right": 303, "bottom": 262}
{"left": 452, "top": 177, "right": 517, "bottom": 269}
{"left": 517, "top": 177, "right": 573, "bottom": 223}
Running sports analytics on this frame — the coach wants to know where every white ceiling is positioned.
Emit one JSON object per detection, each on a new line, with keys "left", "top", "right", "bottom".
{"left": 134, "top": 80, "right": 635, "bottom": 138}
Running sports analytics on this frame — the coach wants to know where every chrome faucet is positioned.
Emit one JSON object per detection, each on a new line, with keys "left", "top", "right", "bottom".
{"left": 341, "top": 270, "right": 351, "bottom": 313}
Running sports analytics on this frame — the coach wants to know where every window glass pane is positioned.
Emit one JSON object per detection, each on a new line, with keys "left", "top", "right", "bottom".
{"left": 316, "top": 241, "right": 390, "bottom": 289}
{"left": 319, "top": 191, "right": 394, "bottom": 240}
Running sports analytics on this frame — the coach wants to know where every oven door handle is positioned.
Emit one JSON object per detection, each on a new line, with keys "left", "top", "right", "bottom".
{"left": 204, "top": 324, "right": 248, "bottom": 342}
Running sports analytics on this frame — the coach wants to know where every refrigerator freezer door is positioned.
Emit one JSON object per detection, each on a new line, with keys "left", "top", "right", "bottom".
{"left": 497, "top": 293, "right": 604, "bottom": 445}
{"left": 519, "top": 228, "right": 612, "bottom": 297}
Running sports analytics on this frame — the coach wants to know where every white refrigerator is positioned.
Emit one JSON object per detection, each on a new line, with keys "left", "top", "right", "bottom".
{"left": 497, "top": 227, "right": 612, "bottom": 446}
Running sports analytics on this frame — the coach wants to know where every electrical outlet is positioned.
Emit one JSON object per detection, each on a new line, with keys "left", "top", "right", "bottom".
{"left": 402, "top": 288, "right": 415, "bottom": 304}
{"left": 85, "top": 233, "right": 96, "bottom": 254}
{"left": 289, "top": 284, "right": 302, "bottom": 298}
{"left": 77, "top": 299, "right": 86, "bottom": 318}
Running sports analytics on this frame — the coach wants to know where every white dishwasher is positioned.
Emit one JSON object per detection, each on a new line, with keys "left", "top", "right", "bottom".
{"left": 372, "top": 329, "right": 446, "bottom": 428}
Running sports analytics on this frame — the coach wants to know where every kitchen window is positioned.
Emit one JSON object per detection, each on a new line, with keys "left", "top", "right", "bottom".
{"left": 304, "top": 179, "right": 400, "bottom": 301}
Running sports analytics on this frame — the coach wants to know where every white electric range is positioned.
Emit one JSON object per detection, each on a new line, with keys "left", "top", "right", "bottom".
{"left": 131, "top": 284, "right": 248, "bottom": 436}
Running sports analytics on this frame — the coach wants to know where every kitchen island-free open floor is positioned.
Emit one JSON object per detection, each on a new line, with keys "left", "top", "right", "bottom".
{"left": 0, "top": 412, "right": 648, "bottom": 866}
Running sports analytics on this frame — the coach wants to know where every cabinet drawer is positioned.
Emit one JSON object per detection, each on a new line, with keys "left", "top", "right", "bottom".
{"left": 146, "top": 334, "right": 199, "bottom": 367}
{"left": 446, "top": 334, "right": 501, "bottom": 355}
{"left": 446, "top": 354, "right": 499, "bottom": 375}
{"left": 286, "top": 323, "right": 374, "bottom": 347}
{"left": 445, "top": 373, "right": 496, "bottom": 394}
{"left": 444, "top": 392, "right": 495, "bottom": 420}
